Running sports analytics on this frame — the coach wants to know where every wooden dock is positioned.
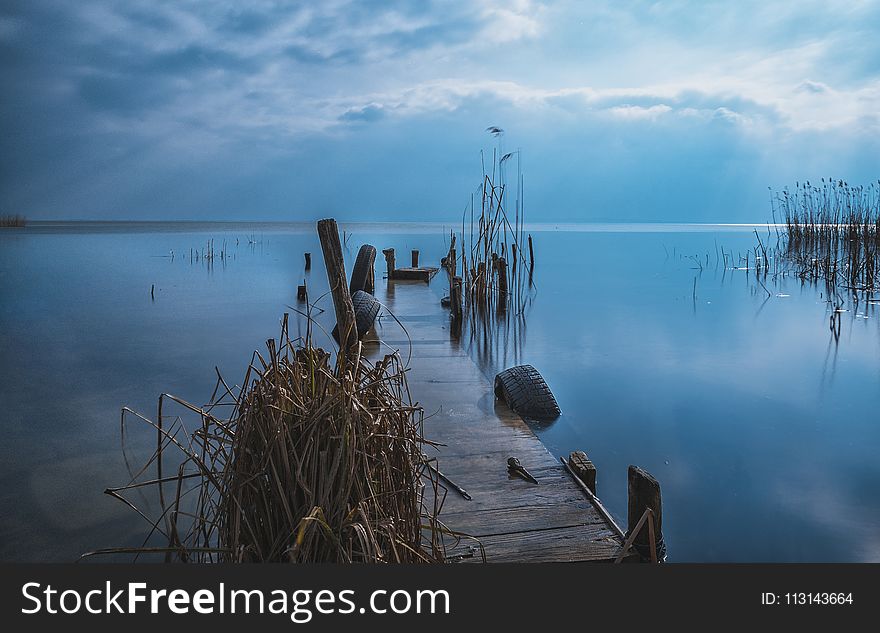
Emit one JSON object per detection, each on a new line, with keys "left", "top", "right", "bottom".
{"left": 373, "top": 280, "right": 630, "bottom": 563}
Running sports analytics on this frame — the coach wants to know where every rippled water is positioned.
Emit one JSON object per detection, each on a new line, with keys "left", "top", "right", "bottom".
{"left": 1, "top": 222, "right": 878, "bottom": 561}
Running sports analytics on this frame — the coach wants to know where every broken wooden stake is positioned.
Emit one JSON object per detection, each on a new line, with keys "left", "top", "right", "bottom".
{"left": 627, "top": 465, "right": 665, "bottom": 562}
{"left": 382, "top": 248, "right": 395, "bottom": 277}
{"left": 317, "top": 219, "right": 357, "bottom": 354}
{"left": 411, "top": 249, "right": 419, "bottom": 268}
{"left": 497, "top": 257, "right": 508, "bottom": 298}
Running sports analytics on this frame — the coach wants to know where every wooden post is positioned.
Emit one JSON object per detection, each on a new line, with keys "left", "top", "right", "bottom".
{"left": 497, "top": 257, "right": 508, "bottom": 295}
{"left": 568, "top": 451, "right": 596, "bottom": 494}
{"left": 497, "top": 257, "right": 508, "bottom": 311}
{"left": 411, "top": 249, "right": 419, "bottom": 268}
{"left": 317, "top": 219, "right": 357, "bottom": 353}
{"left": 382, "top": 248, "right": 395, "bottom": 278}
{"left": 627, "top": 465, "right": 664, "bottom": 562}
{"left": 476, "top": 262, "right": 486, "bottom": 297}
{"left": 304, "top": 252, "right": 311, "bottom": 270}
{"left": 448, "top": 233, "right": 456, "bottom": 270}
{"left": 297, "top": 282, "right": 307, "bottom": 302}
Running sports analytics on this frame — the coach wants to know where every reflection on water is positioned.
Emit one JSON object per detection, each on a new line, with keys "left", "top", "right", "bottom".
{"left": 1, "top": 223, "right": 879, "bottom": 561}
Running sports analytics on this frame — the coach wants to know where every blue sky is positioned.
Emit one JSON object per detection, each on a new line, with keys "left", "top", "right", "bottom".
{"left": 1, "top": 0, "right": 878, "bottom": 222}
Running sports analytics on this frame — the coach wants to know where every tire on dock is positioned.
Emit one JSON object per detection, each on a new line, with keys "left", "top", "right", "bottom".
{"left": 494, "top": 364, "right": 560, "bottom": 421}
{"left": 332, "top": 290, "right": 381, "bottom": 343}
{"left": 349, "top": 244, "right": 377, "bottom": 294}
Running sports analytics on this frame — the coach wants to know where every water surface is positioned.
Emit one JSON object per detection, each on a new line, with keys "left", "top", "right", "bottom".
{"left": 1, "top": 222, "right": 878, "bottom": 561}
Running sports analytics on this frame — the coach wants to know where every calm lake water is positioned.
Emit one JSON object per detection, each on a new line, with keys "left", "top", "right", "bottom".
{"left": 1, "top": 222, "right": 878, "bottom": 562}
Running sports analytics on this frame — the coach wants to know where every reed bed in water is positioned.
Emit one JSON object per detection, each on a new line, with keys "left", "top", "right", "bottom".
{"left": 93, "top": 315, "right": 448, "bottom": 563}
{"left": 771, "top": 179, "right": 880, "bottom": 291}
{"left": 444, "top": 132, "right": 535, "bottom": 321}
{"left": 0, "top": 214, "right": 26, "bottom": 227}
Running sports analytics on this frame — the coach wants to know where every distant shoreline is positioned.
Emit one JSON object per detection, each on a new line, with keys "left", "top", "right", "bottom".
{"left": 4, "top": 220, "right": 781, "bottom": 234}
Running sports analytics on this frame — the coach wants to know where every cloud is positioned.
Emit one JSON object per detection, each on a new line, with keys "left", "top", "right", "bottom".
{"left": 339, "top": 103, "right": 386, "bottom": 123}
{"left": 0, "top": 0, "right": 878, "bottom": 220}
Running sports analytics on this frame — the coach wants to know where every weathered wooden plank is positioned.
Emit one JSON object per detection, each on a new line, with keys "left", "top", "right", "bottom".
{"left": 446, "top": 525, "right": 623, "bottom": 563}
{"left": 392, "top": 267, "right": 439, "bottom": 282}
{"left": 363, "top": 270, "right": 626, "bottom": 563}
{"left": 437, "top": 502, "right": 596, "bottom": 537}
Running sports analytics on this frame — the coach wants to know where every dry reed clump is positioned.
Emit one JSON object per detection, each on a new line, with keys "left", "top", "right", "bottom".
{"left": 93, "top": 315, "right": 447, "bottom": 563}
{"left": 0, "top": 214, "right": 26, "bottom": 227}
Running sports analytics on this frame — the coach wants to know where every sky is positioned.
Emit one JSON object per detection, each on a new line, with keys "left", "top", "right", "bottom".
{"left": 1, "top": 0, "right": 879, "bottom": 222}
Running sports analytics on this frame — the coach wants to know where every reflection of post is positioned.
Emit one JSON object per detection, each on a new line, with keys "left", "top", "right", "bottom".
{"left": 317, "top": 219, "right": 357, "bottom": 354}
{"left": 528, "top": 234, "right": 534, "bottom": 274}
{"left": 511, "top": 243, "right": 518, "bottom": 287}
{"left": 304, "top": 252, "right": 311, "bottom": 270}
{"left": 451, "top": 275, "right": 463, "bottom": 338}
{"left": 497, "top": 257, "right": 508, "bottom": 310}
{"left": 448, "top": 247, "right": 457, "bottom": 307}
{"left": 627, "top": 465, "right": 664, "bottom": 562}
{"left": 382, "top": 248, "right": 395, "bottom": 279}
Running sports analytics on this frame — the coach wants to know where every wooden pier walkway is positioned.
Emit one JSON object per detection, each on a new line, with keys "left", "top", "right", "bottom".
{"left": 373, "top": 280, "right": 629, "bottom": 563}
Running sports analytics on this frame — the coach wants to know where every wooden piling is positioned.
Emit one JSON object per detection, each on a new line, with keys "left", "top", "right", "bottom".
{"left": 317, "top": 219, "right": 357, "bottom": 353}
{"left": 382, "top": 248, "right": 395, "bottom": 277}
{"left": 304, "top": 252, "right": 311, "bottom": 270}
{"left": 497, "top": 257, "right": 508, "bottom": 308}
{"left": 627, "top": 465, "right": 664, "bottom": 562}
{"left": 568, "top": 451, "right": 596, "bottom": 495}
{"left": 412, "top": 249, "right": 419, "bottom": 268}
{"left": 297, "top": 282, "right": 307, "bottom": 302}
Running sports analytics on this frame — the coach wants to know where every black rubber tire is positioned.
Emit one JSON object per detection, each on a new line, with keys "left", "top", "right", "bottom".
{"left": 332, "top": 290, "right": 380, "bottom": 343}
{"left": 494, "top": 364, "right": 560, "bottom": 421}
{"left": 349, "top": 244, "right": 376, "bottom": 295}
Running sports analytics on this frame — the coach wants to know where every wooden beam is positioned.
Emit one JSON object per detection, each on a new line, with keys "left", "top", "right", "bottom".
{"left": 317, "top": 219, "right": 357, "bottom": 353}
